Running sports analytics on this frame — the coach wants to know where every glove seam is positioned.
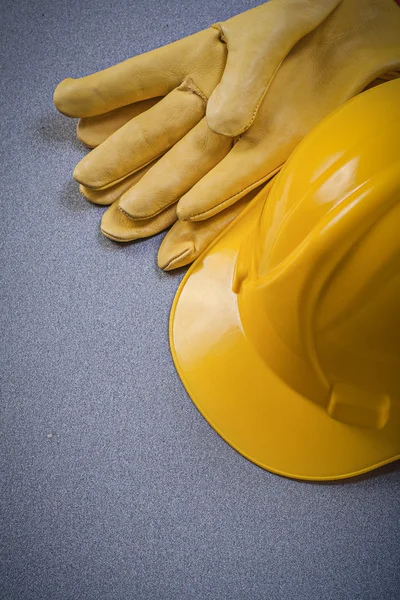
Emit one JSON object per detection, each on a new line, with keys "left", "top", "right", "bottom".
{"left": 118, "top": 201, "right": 176, "bottom": 221}
{"left": 180, "top": 76, "right": 208, "bottom": 106}
{"left": 161, "top": 247, "right": 193, "bottom": 270}
{"left": 211, "top": 23, "right": 227, "bottom": 44}
{"left": 100, "top": 229, "right": 132, "bottom": 242}
{"left": 186, "top": 165, "right": 282, "bottom": 220}
{"left": 91, "top": 151, "right": 170, "bottom": 191}
{"left": 243, "top": 67, "right": 280, "bottom": 132}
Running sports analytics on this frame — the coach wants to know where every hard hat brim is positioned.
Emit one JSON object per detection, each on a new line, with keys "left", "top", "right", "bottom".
{"left": 170, "top": 195, "right": 400, "bottom": 481}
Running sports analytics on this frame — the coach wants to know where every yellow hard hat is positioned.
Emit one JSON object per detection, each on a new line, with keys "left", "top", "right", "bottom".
{"left": 170, "top": 78, "right": 400, "bottom": 481}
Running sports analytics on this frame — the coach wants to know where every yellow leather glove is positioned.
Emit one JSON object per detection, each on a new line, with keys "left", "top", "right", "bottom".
{"left": 54, "top": 0, "right": 400, "bottom": 270}
{"left": 55, "top": 0, "right": 341, "bottom": 136}
{"left": 76, "top": 72, "right": 399, "bottom": 271}
{"left": 53, "top": 0, "right": 341, "bottom": 269}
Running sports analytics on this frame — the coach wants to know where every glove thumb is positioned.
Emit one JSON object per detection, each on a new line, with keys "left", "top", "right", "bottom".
{"left": 206, "top": 0, "right": 341, "bottom": 137}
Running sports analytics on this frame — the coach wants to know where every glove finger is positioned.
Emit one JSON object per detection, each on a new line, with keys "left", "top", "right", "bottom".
{"left": 77, "top": 98, "right": 161, "bottom": 148}
{"left": 157, "top": 187, "right": 262, "bottom": 271}
{"left": 101, "top": 199, "right": 177, "bottom": 242}
{"left": 206, "top": 0, "right": 341, "bottom": 137}
{"left": 73, "top": 80, "right": 206, "bottom": 190}
{"left": 79, "top": 159, "right": 159, "bottom": 206}
{"left": 182, "top": 7, "right": 400, "bottom": 222}
{"left": 177, "top": 137, "right": 285, "bottom": 222}
{"left": 118, "top": 117, "right": 232, "bottom": 220}
{"left": 53, "top": 29, "right": 217, "bottom": 118}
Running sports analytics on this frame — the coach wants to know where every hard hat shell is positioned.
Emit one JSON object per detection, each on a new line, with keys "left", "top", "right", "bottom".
{"left": 170, "top": 79, "right": 400, "bottom": 480}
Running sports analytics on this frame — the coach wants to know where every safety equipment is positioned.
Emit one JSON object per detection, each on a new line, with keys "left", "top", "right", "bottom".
{"left": 53, "top": 0, "right": 342, "bottom": 268}
{"left": 54, "top": 0, "right": 400, "bottom": 270}
{"left": 170, "top": 79, "right": 400, "bottom": 481}
{"left": 54, "top": 0, "right": 341, "bottom": 133}
{"left": 101, "top": 187, "right": 260, "bottom": 271}
{"left": 78, "top": 74, "right": 399, "bottom": 271}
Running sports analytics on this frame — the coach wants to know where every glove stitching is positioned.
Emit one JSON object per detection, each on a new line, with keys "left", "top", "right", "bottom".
{"left": 242, "top": 59, "right": 285, "bottom": 133}
{"left": 245, "top": 89, "right": 270, "bottom": 132}
{"left": 92, "top": 150, "right": 171, "bottom": 191}
{"left": 186, "top": 165, "right": 283, "bottom": 220}
{"left": 100, "top": 229, "right": 133, "bottom": 242}
{"left": 162, "top": 247, "right": 193, "bottom": 270}
{"left": 180, "top": 76, "right": 208, "bottom": 106}
{"left": 118, "top": 200, "right": 177, "bottom": 221}
{"left": 211, "top": 23, "right": 227, "bottom": 44}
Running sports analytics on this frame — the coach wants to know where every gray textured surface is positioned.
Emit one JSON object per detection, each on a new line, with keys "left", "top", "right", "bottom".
{"left": 1, "top": 0, "right": 399, "bottom": 598}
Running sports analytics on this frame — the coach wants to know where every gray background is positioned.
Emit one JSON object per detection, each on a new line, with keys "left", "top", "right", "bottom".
{"left": 1, "top": 0, "right": 399, "bottom": 598}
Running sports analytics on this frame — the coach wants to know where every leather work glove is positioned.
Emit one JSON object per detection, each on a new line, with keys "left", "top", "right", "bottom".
{"left": 54, "top": 0, "right": 400, "bottom": 270}
{"left": 55, "top": 0, "right": 342, "bottom": 136}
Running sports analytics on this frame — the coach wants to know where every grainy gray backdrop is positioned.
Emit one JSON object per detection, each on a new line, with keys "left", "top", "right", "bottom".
{"left": 1, "top": 0, "right": 399, "bottom": 598}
